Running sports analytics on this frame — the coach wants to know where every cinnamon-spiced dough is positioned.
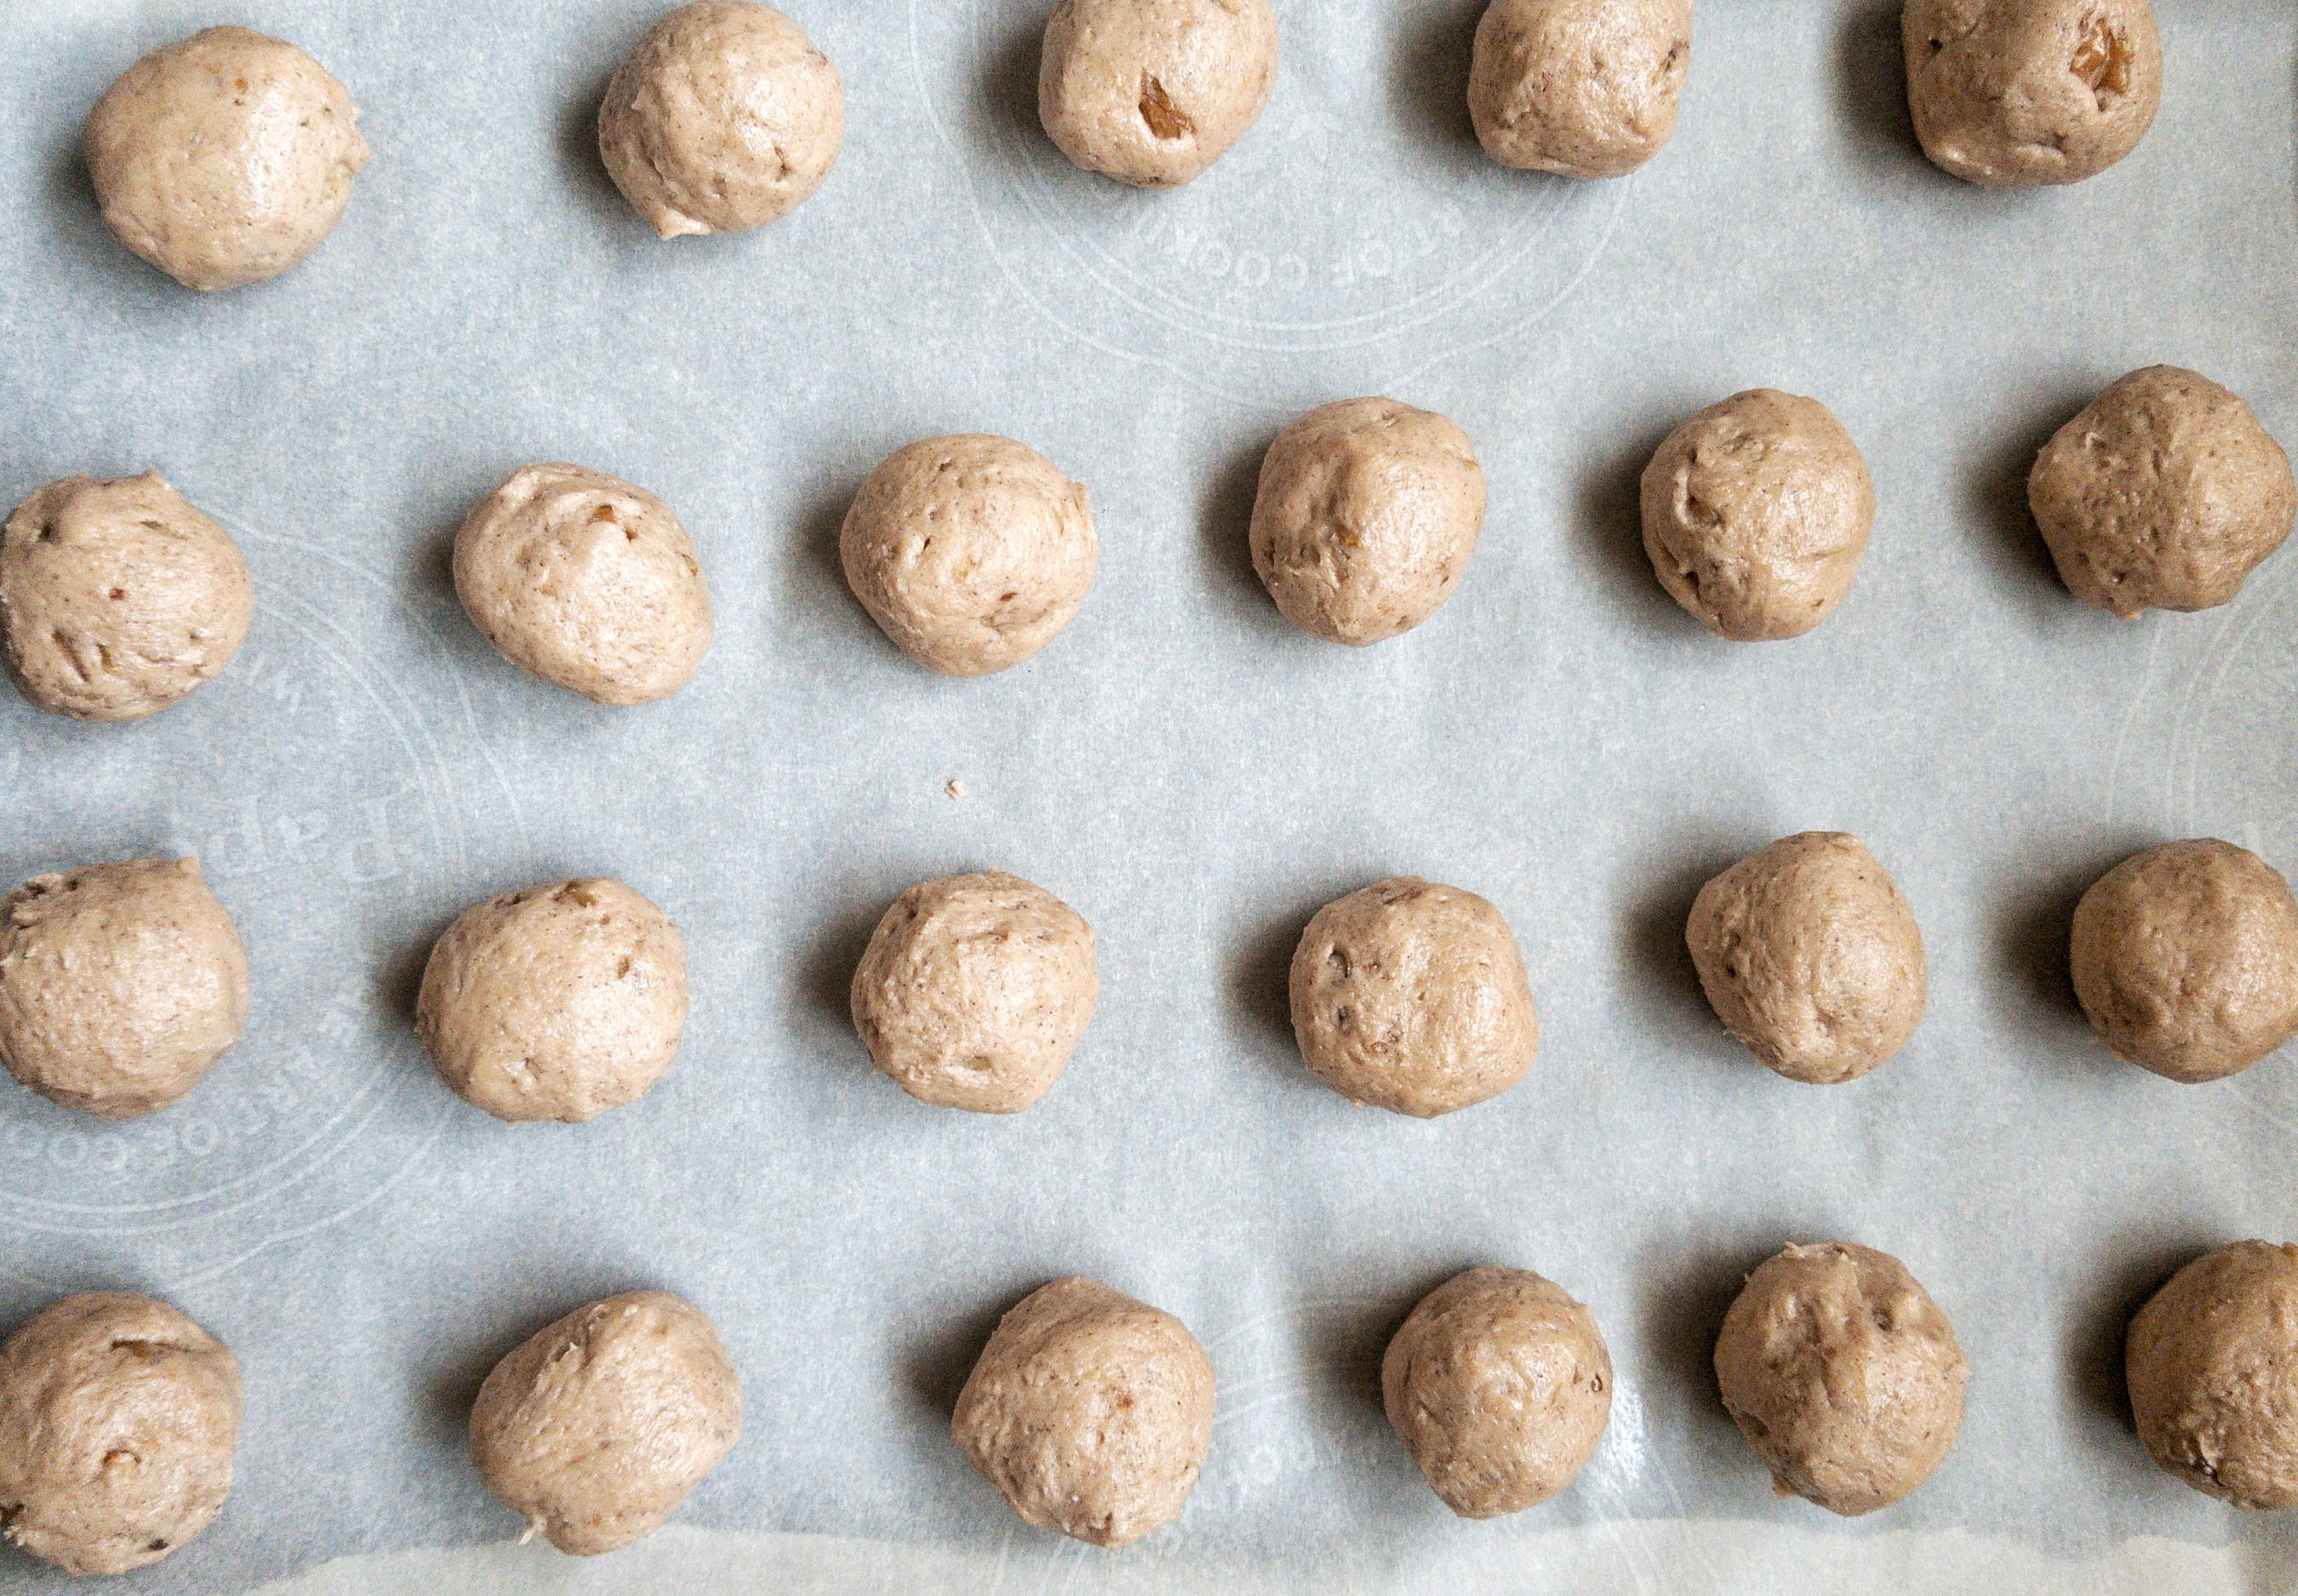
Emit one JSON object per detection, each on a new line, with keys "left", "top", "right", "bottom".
{"left": 1904, "top": 0, "right": 2162, "bottom": 187}
{"left": 1469, "top": 0, "right": 1693, "bottom": 178}
{"left": 2126, "top": 1241, "right": 2298, "bottom": 1510}
{"left": 1039, "top": 0, "right": 1280, "bottom": 188}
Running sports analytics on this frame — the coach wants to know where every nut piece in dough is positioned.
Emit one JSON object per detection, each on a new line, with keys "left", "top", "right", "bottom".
{"left": 598, "top": 2, "right": 845, "bottom": 239}
{"left": 839, "top": 435, "right": 1098, "bottom": 678}
{"left": 1249, "top": 398, "right": 1488, "bottom": 646}
{"left": 1686, "top": 832, "right": 1927, "bottom": 1084}
{"left": 2126, "top": 1241, "right": 2298, "bottom": 1510}
{"left": 2029, "top": 366, "right": 2296, "bottom": 618}
{"left": 0, "top": 1292, "right": 241, "bottom": 1576}
{"left": 470, "top": 1290, "right": 741, "bottom": 1556}
{"left": 849, "top": 870, "right": 1098, "bottom": 1114}
{"left": 1714, "top": 1241, "right": 1968, "bottom": 1516}
{"left": 1039, "top": 0, "right": 1280, "bottom": 189}
{"left": 454, "top": 463, "right": 715, "bottom": 706}
{"left": 1641, "top": 389, "right": 1875, "bottom": 641}
{"left": 2068, "top": 839, "right": 2298, "bottom": 1084}
{"left": 1381, "top": 1266, "right": 1612, "bottom": 1518}
{"left": 1469, "top": 0, "right": 1693, "bottom": 179}
{"left": 1, "top": 472, "right": 253, "bottom": 722}
{"left": 952, "top": 1276, "right": 1215, "bottom": 1548}
{"left": 1289, "top": 877, "right": 1539, "bottom": 1118}
{"left": 83, "top": 26, "right": 368, "bottom": 292}
{"left": 1903, "top": 0, "right": 2161, "bottom": 188}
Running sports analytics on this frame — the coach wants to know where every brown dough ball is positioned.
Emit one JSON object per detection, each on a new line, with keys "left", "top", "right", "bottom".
{"left": 0, "top": 1293, "right": 241, "bottom": 1576}
{"left": 952, "top": 1276, "right": 1215, "bottom": 1548}
{"left": 2127, "top": 1241, "right": 2298, "bottom": 1510}
{"left": 1903, "top": 0, "right": 2161, "bottom": 188}
{"left": 1714, "top": 1241, "right": 1968, "bottom": 1516}
{"left": 1248, "top": 398, "right": 1488, "bottom": 646}
{"left": 1381, "top": 1266, "right": 1613, "bottom": 1518}
{"left": 1039, "top": 0, "right": 1280, "bottom": 189}
{"left": 2029, "top": 366, "right": 2296, "bottom": 618}
{"left": 1469, "top": 0, "right": 1693, "bottom": 179}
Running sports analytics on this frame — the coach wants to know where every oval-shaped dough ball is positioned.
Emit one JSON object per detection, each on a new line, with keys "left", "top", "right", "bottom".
{"left": 1381, "top": 1266, "right": 1612, "bottom": 1519}
{"left": 1469, "top": 0, "right": 1693, "bottom": 179}
{"left": 83, "top": 26, "right": 367, "bottom": 292}
{"left": 1641, "top": 389, "right": 1875, "bottom": 641}
{"left": 1903, "top": 0, "right": 2161, "bottom": 188}
{"left": 839, "top": 435, "right": 1097, "bottom": 678}
{"left": 1714, "top": 1241, "right": 1968, "bottom": 1516}
{"left": 0, "top": 472, "right": 253, "bottom": 722}
{"left": 598, "top": 2, "right": 844, "bottom": 239}
{"left": 952, "top": 1276, "right": 1215, "bottom": 1548}
{"left": 454, "top": 464, "right": 715, "bottom": 706}
{"left": 2127, "top": 1241, "right": 2298, "bottom": 1510}
{"left": 0, "top": 1293, "right": 241, "bottom": 1576}
{"left": 1248, "top": 398, "right": 1487, "bottom": 646}
{"left": 2029, "top": 366, "right": 2296, "bottom": 618}
{"left": 1039, "top": 0, "right": 1280, "bottom": 189}
{"left": 1288, "top": 877, "right": 1539, "bottom": 1118}
{"left": 470, "top": 1290, "right": 740, "bottom": 1555}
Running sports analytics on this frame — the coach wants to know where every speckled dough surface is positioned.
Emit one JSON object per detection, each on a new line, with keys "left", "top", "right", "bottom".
{"left": 1469, "top": 0, "right": 1693, "bottom": 179}
{"left": 1039, "top": 0, "right": 1280, "bottom": 188}
{"left": 2126, "top": 1241, "right": 2298, "bottom": 1510}
{"left": 1903, "top": 0, "right": 2162, "bottom": 188}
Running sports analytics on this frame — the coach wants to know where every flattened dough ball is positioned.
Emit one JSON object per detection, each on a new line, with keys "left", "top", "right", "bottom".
{"left": 1469, "top": 0, "right": 1693, "bottom": 178}
{"left": 1039, "top": 0, "right": 1280, "bottom": 188}
{"left": 2127, "top": 1241, "right": 2298, "bottom": 1510}
{"left": 1904, "top": 0, "right": 2161, "bottom": 188}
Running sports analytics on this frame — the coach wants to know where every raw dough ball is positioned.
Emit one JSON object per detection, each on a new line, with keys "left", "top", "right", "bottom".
{"left": 2127, "top": 1241, "right": 2298, "bottom": 1510}
{"left": 0, "top": 858, "right": 248, "bottom": 1120}
{"left": 1248, "top": 398, "right": 1488, "bottom": 646}
{"left": 454, "top": 463, "right": 715, "bottom": 706}
{"left": 1686, "top": 832, "right": 1927, "bottom": 1084}
{"left": 849, "top": 870, "right": 1098, "bottom": 1114}
{"left": 1469, "top": 0, "right": 1693, "bottom": 179}
{"left": 952, "top": 1276, "right": 1215, "bottom": 1548}
{"left": 1381, "top": 1266, "right": 1612, "bottom": 1518}
{"left": 0, "top": 1292, "right": 241, "bottom": 1576}
{"left": 83, "top": 26, "right": 368, "bottom": 292}
{"left": 598, "top": 2, "right": 845, "bottom": 239}
{"left": 2029, "top": 366, "right": 2296, "bottom": 618}
{"left": 470, "top": 1290, "right": 740, "bottom": 1555}
{"left": 839, "top": 435, "right": 1097, "bottom": 678}
{"left": 1039, "top": 0, "right": 1280, "bottom": 189}
{"left": 1714, "top": 1241, "right": 1968, "bottom": 1516}
{"left": 0, "top": 472, "right": 253, "bottom": 722}
{"left": 1641, "top": 389, "right": 1875, "bottom": 641}
{"left": 1288, "top": 877, "right": 1539, "bottom": 1118}
{"left": 1903, "top": 0, "right": 2161, "bottom": 188}
{"left": 2068, "top": 839, "right": 2298, "bottom": 1083}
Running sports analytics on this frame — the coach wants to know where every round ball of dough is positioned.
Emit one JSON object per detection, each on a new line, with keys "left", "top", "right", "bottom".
{"left": 1903, "top": 0, "right": 2161, "bottom": 188}
{"left": 2068, "top": 839, "right": 2298, "bottom": 1083}
{"left": 470, "top": 1289, "right": 741, "bottom": 1556}
{"left": 1469, "top": 0, "right": 1693, "bottom": 179}
{"left": 1381, "top": 1266, "right": 1612, "bottom": 1519}
{"left": 839, "top": 435, "right": 1097, "bottom": 678}
{"left": 1288, "top": 877, "right": 1539, "bottom": 1118}
{"left": 0, "top": 472, "right": 254, "bottom": 722}
{"left": 0, "top": 858, "right": 248, "bottom": 1120}
{"left": 849, "top": 870, "right": 1098, "bottom": 1114}
{"left": 417, "top": 878, "right": 689, "bottom": 1124}
{"left": 598, "top": 2, "right": 845, "bottom": 239}
{"left": 1685, "top": 832, "right": 1927, "bottom": 1084}
{"left": 0, "top": 1292, "right": 241, "bottom": 1576}
{"left": 952, "top": 1276, "right": 1215, "bottom": 1548}
{"left": 83, "top": 26, "right": 368, "bottom": 292}
{"left": 1714, "top": 1241, "right": 1968, "bottom": 1516}
{"left": 1641, "top": 389, "right": 1875, "bottom": 641}
{"left": 1248, "top": 398, "right": 1488, "bottom": 646}
{"left": 1039, "top": 0, "right": 1280, "bottom": 189}
{"left": 2029, "top": 366, "right": 2296, "bottom": 618}
{"left": 454, "top": 463, "right": 715, "bottom": 706}
{"left": 2127, "top": 1241, "right": 2298, "bottom": 1510}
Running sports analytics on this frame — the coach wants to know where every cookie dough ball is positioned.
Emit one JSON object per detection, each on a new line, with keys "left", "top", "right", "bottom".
{"left": 1904, "top": 0, "right": 2161, "bottom": 188}
{"left": 1381, "top": 1266, "right": 1612, "bottom": 1518}
{"left": 2029, "top": 367, "right": 2296, "bottom": 618}
{"left": 1039, "top": 0, "right": 1280, "bottom": 189}
{"left": 1715, "top": 1241, "right": 1968, "bottom": 1516}
{"left": 470, "top": 1290, "right": 741, "bottom": 1555}
{"left": 1288, "top": 877, "right": 1539, "bottom": 1118}
{"left": 952, "top": 1276, "right": 1215, "bottom": 1548}
{"left": 2127, "top": 1241, "right": 2298, "bottom": 1509}
{"left": 454, "top": 463, "right": 715, "bottom": 705}
{"left": 1641, "top": 390, "right": 1875, "bottom": 641}
{"left": 83, "top": 26, "right": 368, "bottom": 292}
{"left": 1469, "top": 0, "right": 1693, "bottom": 178}
{"left": 839, "top": 435, "right": 1097, "bottom": 677}
{"left": 598, "top": 2, "right": 845, "bottom": 239}
{"left": 1248, "top": 398, "right": 1488, "bottom": 646}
